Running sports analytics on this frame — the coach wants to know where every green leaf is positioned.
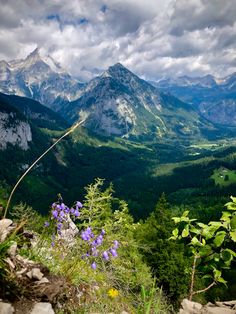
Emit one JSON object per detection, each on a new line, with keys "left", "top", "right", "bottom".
{"left": 190, "top": 227, "right": 201, "bottom": 235}
{"left": 221, "top": 250, "right": 233, "bottom": 263}
{"left": 180, "top": 216, "right": 190, "bottom": 223}
{"left": 182, "top": 210, "right": 189, "bottom": 217}
{"left": 191, "top": 237, "right": 200, "bottom": 246}
{"left": 224, "top": 248, "right": 236, "bottom": 257}
{"left": 213, "top": 268, "right": 221, "bottom": 279}
{"left": 182, "top": 226, "right": 189, "bottom": 238}
{"left": 172, "top": 228, "right": 179, "bottom": 237}
{"left": 213, "top": 231, "right": 226, "bottom": 247}
{"left": 198, "top": 245, "right": 213, "bottom": 257}
{"left": 225, "top": 202, "right": 236, "bottom": 210}
{"left": 230, "top": 196, "right": 236, "bottom": 203}
{"left": 221, "top": 211, "right": 232, "bottom": 223}
{"left": 216, "top": 277, "right": 227, "bottom": 286}
{"left": 197, "top": 222, "right": 206, "bottom": 228}
{"left": 230, "top": 215, "right": 236, "bottom": 231}
{"left": 172, "top": 217, "right": 181, "bottom": 224}
{"left": 230, "top": 231, "right": 236, "bottom": 242}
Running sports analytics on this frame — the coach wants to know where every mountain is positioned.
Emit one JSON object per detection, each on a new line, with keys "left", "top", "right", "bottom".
{"left": 0, "top": 48, "right": 84, "bottom": 109}
{"left": 152, "top": 73, "right": 236, "bottom": 127}
{"left": 0, "top": 92, "right": 69, "bottom": 130}
{"left": 59, "top": 63, "right": 212, "bottom": 140}
{"left": 0, "top": 94, "right": 32, "bottom": 150}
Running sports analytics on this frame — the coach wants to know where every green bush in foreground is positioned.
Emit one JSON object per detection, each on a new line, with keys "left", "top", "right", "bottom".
{"left": 170, "top": 196, "right": 236, "bottom": 301}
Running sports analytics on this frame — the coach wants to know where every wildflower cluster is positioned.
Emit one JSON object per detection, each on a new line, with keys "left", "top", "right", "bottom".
{"left": 81, "top": 226, "right": 119, "bottom": 269}
{"left": 44, "top": 194, "right": 82, "bottom": 245}
{"left": 44, "top": 194, "right": 120, "bottom": 269}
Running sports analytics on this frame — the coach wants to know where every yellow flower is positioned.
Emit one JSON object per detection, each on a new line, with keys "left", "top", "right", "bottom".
{"left": 108, "top": 288, "right": 119, "bottom": 298}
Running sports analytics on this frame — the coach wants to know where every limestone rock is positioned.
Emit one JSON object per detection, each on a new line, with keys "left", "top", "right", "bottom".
{"left": 0, "top": 219, "right": 13, "bottom": 242}
{"left": 0, "top": 302, "right": 14, "bottom": 314}
{"left": 30, "top": 302, "right": 54, "bottom": 314}
{"left": 181, "top": 299, "right": 202, "bottom": 314}
{"left": 26, "top": 268, "right": 44, "bottom": 280}
{"left": 36, "top": 277, "right": 50, "bottom": 285}
{"left": 7, "top": 242, "right": 17, "bottom": 257}
{"left": 203, "top": 307, "right": 236, "bottom": 314}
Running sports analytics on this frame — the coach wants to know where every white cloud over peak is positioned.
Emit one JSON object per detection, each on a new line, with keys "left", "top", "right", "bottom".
{"left": 0, "top": 0, "right": 235, "bottom": 81}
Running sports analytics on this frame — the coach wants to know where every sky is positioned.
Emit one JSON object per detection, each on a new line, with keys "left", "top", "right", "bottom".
{"left": 0, "top": 0, "right": 236, "bottom": 81}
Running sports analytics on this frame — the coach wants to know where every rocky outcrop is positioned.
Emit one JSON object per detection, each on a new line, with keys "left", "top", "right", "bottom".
{"left": 179, "top": 298, "right": 236, "bottom": 314}
{"left": 0, "top": 113, "right": 32, "bottom": 150}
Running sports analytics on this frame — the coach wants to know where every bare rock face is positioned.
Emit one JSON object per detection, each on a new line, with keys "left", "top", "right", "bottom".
{"left": 0, "top": 113, "right": 32, "bottom": 150}
{"left": 0, "top": 302, "right": 15, "bottom": 314}
{"left": 179, "top": 299, "right": 236, "bottom": 314}
{"left": 180, "top": 299, "right": 202, "bottom": 314}
{"left": 29, "top": 302, "right": 55, "bottom": 314}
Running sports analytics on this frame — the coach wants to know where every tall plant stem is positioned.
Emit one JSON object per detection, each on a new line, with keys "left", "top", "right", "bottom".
{"left": 189, "top": 255, "right": 198, "bottom": 301}
{"left": 4, "top": 119, "right": 85, "bottom": 218}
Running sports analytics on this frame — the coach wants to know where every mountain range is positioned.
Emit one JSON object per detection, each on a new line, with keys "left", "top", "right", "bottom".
{"left": 1, "top": 49, "right": 236, "bottom": 145}
{"left": 151, "top": 73, "right": 236, "bottom": 127}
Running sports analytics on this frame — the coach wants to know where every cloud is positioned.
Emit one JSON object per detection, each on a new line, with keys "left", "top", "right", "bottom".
{"left": 0, "top": 0, "right": 235, "bottom": 80}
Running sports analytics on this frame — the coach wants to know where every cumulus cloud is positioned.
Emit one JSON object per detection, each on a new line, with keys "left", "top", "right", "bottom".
{"left": 0, "top": 0, "right": 235, "bottom": 80}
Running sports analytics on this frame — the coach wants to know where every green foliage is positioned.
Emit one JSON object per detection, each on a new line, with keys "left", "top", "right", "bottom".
{"left": 170, "top": 196, "right": 236, "bottom": 299}
{"left": 137, "top": 193, "right": 190, "bottom": 303}
{"left": 28, "top": 180, "right": 171, "bottom": 313}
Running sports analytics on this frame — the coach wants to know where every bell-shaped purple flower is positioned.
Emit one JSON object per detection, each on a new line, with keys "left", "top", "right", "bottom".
{"left": 110, "top": 248, "right": 118, "bottom": 257}
{"left": 74, "top": 209, "right": 80, "bottom": 217}
{"left": 76, "top": 201, "right": 83, "bottom": 208}
{"left": 44, "top": 221, "right": 49, "bottom": 227}
{"left": 91, "top": 262, "right": 96, "bottom": 270}
{"left": 101, "top": 229, "right": 105, "bottom": 235}
{"left": 113, "top": 240, "right": 119, "bottom": 249}
{"left": 102, "top": 251, "right": 109, "bottom": 261}
{"left": 52, "top": 210, "right": 58, "bottom": 218}
{"left": 60, "top": 203, "right": 66, "bottom": 210}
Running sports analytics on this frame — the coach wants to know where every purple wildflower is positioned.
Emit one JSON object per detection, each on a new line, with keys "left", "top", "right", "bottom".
{"left": 101, "top": 229, "right": 106, "bottom": 235}
{"left": 91, "top": 262, "right": 96, "bottom": 270}
{"left": 44, "top": 221, "right": 50, "bottom": 227}
{"left": 60, "top": 203, "right": 66, "bottom": 210}
{"left": 74, "top": 209, "right": 80, "bottom": 217}
{"left": 110, "top": 248, "right": 118, "bottom": 257}
{"left": 113, "top": 240, "right": 119, "bottom": 249}
{"left": 76, "top": 201, "right": 83, "bottom": 208}
{"left": 102, "top": 251, "right": 109, "bottom": 261}
{"left": 52, "top": 210, "right": 58, "bottom": 218}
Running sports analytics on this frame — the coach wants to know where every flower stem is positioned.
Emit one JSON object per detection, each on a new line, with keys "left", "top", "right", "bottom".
{"left": 4, "top": 119, "right": 85, "bottom": 218}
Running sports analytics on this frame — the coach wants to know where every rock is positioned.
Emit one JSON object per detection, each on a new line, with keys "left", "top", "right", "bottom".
{"left": 30, "top": 302, "right": 54, "bottom": 314}
{"left": 16, "top": 268, "right": 27, "bottom": 277}
{"left": 204, "top": 307, "right": 236, "bottom": 314}
{"left": 215, "top": 301, "right": 236, "bottom": 308}
{"left": 7, "top": 242, "right": 17, "bottom": 257}
{"left": 0, "top": 219, "right": 13, "bottom": 242}
{"left": 58, "top": 216, "right": 79, "bottom": 245}
{"left": 181, "top": 299, "right": 202, "bottom": 314}
{"left": 0, "top": 302, "right": 14, "bottom": 314}
{"left": 4, "top": 258, "right": 15, "bottom": 269}
{"left": 26, "top": 268, "right": 44, "bottom": 280}
{"left": 36, "top": 277, "right": 50, "bottom": 285}
{"left": 15, "top": 255, "right": 36, "bottom": 266}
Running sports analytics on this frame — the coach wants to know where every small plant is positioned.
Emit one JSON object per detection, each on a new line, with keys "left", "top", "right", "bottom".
{"left": 139, "top": 278, "right": 170, "bottom": 313}
{"left": 170, "top": 196, "right": 236, "bottom": 300}
{"left": 45, "top": 193, "right": 119, "bottom": 269}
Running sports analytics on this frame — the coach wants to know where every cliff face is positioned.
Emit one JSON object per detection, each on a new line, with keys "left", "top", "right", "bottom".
{"left": 0, "top": 112, "right": 32, "bottom": 150}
